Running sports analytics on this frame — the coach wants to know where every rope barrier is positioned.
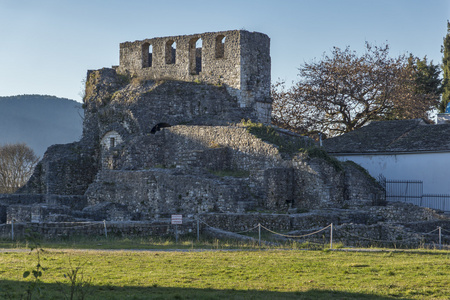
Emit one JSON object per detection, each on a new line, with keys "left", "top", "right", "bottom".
{"left": 196, "top": 218, "right": 260, "bottom": 234}
{"left": 7, "top": 222, "right": 175, "bottom": 230}
{"left": 337, "top": 226, "right": 426, "bottom": 244}
{"left": 197, "top": 218, "right": 332, "bottom": 239}
{"left": 234, "top": 224, "right": 260, "bottom": 234}
{"left": 338, "top": 229, "right": 408, "bottom": 243}
{"left": 260, "top": 224, "right": 331, "bottom": 239}
{"left": 440, "top": 227, "right": 450, "bottom": 234}
{"left": 32, "top": 222, "right": 104, "bottom": 229}
{"left": 1, "top": 217, "right": 449, "bottom": 248}
{"left": 422, "top": 228, "right": 440, "bottom": 235}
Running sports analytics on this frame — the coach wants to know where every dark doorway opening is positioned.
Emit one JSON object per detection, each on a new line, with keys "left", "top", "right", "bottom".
{"left": 150, "top": 123, "right": 171, "bottom": 134}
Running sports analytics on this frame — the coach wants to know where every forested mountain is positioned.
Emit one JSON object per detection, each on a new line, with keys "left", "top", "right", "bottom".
{"left": 0, "top": 95, "right": 83, "bottom": 157}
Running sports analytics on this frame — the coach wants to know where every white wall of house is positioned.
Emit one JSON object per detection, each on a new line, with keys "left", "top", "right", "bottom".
{"left": 335, "top": 152, "right": 450, "bottom": 195}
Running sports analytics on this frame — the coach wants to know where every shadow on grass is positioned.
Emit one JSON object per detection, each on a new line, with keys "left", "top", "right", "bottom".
{"left": 0, "top": 280, "right": 411, "bottom": 300}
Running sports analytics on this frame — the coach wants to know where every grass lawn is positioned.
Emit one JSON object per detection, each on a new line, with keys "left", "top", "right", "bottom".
{"left": 0, "top": 243, "right": 449, "bottom": 299}
{"left": 0, "top": 234, "right": 327, "bottom": 251}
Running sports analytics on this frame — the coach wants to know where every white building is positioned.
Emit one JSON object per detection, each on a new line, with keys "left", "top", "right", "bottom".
{"left": 323, "top": 119, "right": 450, "bottom": 195}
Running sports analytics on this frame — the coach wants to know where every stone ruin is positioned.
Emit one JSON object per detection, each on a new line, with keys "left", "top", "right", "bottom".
{"left": 1, "top": 30, "right": 448, "bottom": 245}
{"left": 117, "top": 30, "right": 272, "bottom": 124}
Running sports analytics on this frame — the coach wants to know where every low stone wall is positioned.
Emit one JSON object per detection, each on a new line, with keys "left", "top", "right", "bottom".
{"left": 0, "top": 194, "right": 45, "bottom": 223}
{"left": 1, "top": 201, "right": 448, "bottom": 247}
{"left": 45, "top": 195, "right": 87, "bottom": 210}
{"left": 6, "top": 205, "right": 72, "bottom": 223}
{"left": 0, "top": 219, "right": 198, "bottom": 239}
{"left": 368, "top": 202, "right": 445, "bottom": 222}
{"left": 0, "top": 194, "right": 44, "bottom": 205}
{"left": 199, "top": 213, "right": 292, "bottom": 232}
{"left": 2, "top": 195, "right": 88, "bottom": 224}
{"left": 85, "top": 169, "right": 256, "bottom": 217}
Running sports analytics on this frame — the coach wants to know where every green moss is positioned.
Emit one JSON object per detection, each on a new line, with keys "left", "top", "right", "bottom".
{"left": 116, "top": 73, "right": 131, "bottom": 86}
{"left": 241, "top": 120, "right": 309, "bottom": 155}
{"left": 241, "top": 120, "right": 343, "bottom": 172}
{"left": 208, "top": 140, "right": 222, "bottom": 148}
{"left": 302, "top": 147, "right": 343, "bottom": 172}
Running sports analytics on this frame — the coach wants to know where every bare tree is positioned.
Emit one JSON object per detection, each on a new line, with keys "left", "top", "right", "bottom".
{"left": 272, "top": 43, "right": 440, "bottom": 137}
{"left": 0, "top": 143, "right": 39, "bottom": 193}
{"left": 271, "top": 81, "right": 311, "bottom": 134}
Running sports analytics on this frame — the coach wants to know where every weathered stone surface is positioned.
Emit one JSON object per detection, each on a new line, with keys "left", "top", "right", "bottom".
{"left": 118, "top": 30, "right": 271, "bottom": 124}
{"left": 85, "top": 169, "right": 256, "bottom": 218}
{"left": 6, "top": 204, "right": 72, "bottom": 223}
{"left": 3, "top": 30, "right": 447, "bottom": 244}
{"left": 18, "top": 142, "right": 97, "bottom": 196}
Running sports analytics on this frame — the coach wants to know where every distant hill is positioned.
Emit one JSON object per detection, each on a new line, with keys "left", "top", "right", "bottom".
{"left": 0, "top": 95, "right": 83, "bottom": 157}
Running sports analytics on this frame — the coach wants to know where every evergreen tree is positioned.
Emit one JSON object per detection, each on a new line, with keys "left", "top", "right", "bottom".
{"left": 439, "top": 21, "right": 450, "bottom": 113}
{"left": 410, "top": 55, "right": 442, "bottom": 104}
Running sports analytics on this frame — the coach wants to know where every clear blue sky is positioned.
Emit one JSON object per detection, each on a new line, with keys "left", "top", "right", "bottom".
{"left": 0, "top": 0, "right": 449, "bottom": 103}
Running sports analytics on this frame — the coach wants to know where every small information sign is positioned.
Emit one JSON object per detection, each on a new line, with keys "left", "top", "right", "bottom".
{"left": 31, "top": 213, "right": 40, "bottom": 223}
{"left": 171, "top": 214, "right": 182, "bottom": 225}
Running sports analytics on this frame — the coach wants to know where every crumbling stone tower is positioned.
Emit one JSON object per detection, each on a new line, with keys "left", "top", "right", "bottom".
{"left": 117, "top": 30, "right": 272, "bottom": 124}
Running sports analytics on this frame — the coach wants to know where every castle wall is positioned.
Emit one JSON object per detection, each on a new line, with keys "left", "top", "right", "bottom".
{"left": 117, "top": 30, "right": 271, "bottom": 123}
{"left": 17, "top": 142, "right": 98, "bottom": 196}
{"left": 90, "top": 125, "right": 384, "bottom": 216}
{"left": 85, "top": 169, "right": 256, "bottom": 218}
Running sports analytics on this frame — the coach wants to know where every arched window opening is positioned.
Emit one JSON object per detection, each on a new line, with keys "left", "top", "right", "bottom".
{"left": 189, "top": 38, "right": 202, "bottom": 74}
{"left": 101, "top": 131, "right": 123, "bottom": 150}
{"left": 215, "top": 35, "right": 226, "bottom": 59}
{"left": 165, "top": 40, "right": 176, "bottom": 64}
{"left": 142, "top": 43, "right": 152, "bottom": 68}
{"left": 150, "top": 123, "right": 171, "bottom": 134}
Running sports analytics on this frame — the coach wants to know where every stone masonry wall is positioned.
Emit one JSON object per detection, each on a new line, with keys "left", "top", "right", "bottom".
{"left": 88, "top": 124, "right": 385, "bottom": 217}
{"left": 162, "top": 125, "right": 282, "bottom": 171}
{"left": 18, "top": 142, "right": 98, "bottom": 196}
{"left": 343, "top": 162, "right": 386, "bottom": 207}
{"left": 0, "top": 194, "right": 44, "bottom": 223}
{"left": 83, "top": 69, "right": 258, "bottom": 151}
{"left": 85, "top": 169, "right": 256, "bottom": 219}
{"left": 117, "top": 30, "right": 271, "bottom": 123}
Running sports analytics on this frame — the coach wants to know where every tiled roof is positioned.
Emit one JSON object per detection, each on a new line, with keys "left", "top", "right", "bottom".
{"left": 323, "top": 119, "right": 450, "bottom": 154}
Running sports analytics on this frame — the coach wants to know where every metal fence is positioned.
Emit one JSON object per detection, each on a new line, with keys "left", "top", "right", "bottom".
{"left": 379, "top": 176, "right": 450, "bottom": 212}
{"left": 385, "top": 179, "right": 423, "bottom": 205}
{"left": 422, "top": 194, "right": 450, "bottom": 212}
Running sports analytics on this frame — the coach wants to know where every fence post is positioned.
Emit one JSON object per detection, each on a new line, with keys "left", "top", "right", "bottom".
{"left": 11, "top": 219, "right": 14, "bottom": 241}
{"left": 330, "top": 223, "right": 333, "bottom": 249}
{"left": 103, "top": 220, "right": 108, "bottom": 238}
{"left": 197, "top": 219, "right": 200, "bottom": 242}
{"left": 438, "top": 227, "right": 442, "bottom": 250}
{"left": 258, "top": 223, "right": 261, "bottom": 249}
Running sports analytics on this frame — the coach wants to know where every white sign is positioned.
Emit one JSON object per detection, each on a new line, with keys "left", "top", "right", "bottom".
{"left": 31, "top": 213, "right": 40, "bottom": 223}
{"left": 171, "top": 214, "right": 182, "bottom": 225}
